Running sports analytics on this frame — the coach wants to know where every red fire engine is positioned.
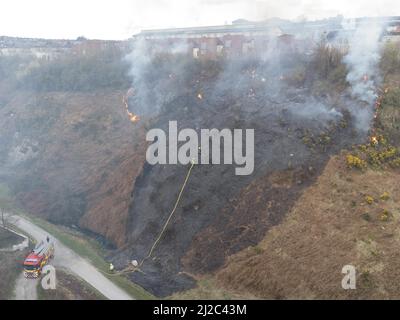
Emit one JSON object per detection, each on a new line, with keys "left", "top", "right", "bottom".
{"left": 23, "top": 238, "right": 55, "bottom": 278}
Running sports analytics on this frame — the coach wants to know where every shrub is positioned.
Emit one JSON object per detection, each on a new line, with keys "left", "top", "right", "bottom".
{"left": 389, "top": 158, "right": 400, "bottom": 168}
{"left": 380, "top": 192, "right": 390, "bottom": 201}
{"left": 309, "top": 39, "right": 349, "bottom": 96}
{"left": 365, "top": 195, "right": 374, "bottom": 205}
{"left": 347, "top": 135, "right": 400, "bottom": 170}
{"left": 252, "top": 246, "right": 264, "bottom": 255}
{"left": 361, "top": 213, "right": 372, "bottom": 222}
{"left": 380, "top": 210, "right": 391, "bottom": 222}
{"left": 311, "top": 40, "right": 346, "bottom": 79}
{"left": 346, "top": 154, "right": 367, "bottom": 169}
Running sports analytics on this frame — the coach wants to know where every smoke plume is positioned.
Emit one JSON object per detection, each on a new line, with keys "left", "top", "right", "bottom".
{"left": 342, "top": 19, "right": 385, "bottom": 131}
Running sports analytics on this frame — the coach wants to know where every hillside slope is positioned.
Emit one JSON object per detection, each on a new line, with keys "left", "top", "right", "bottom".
{"left": 217, "top": 154, "right": 400, "bottom": 299}
{"left": 0, "top": 90, "right": 143, "bottom": 247}
{"left": 112, "top": 54, "right": 370, "bottom": 296}
{"left": 1, "top": 42, "right": 397, "bottom": 297}
{"left": 181, "top": 75, "right": 400, "bottom": 299}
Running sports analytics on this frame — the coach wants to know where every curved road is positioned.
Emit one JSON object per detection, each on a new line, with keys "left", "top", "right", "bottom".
{"left": 8, "top": 214, "right": 133, "bottom": 300}
{"left": 15, "top": 274, "right": 38, "bottom": 300}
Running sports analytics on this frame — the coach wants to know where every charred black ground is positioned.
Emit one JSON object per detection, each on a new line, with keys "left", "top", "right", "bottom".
{"left": 0, "top": 41, "right": 380, "bottom": 298}
{"left": 112, "top": 51, "right": 369, "bottom": 296}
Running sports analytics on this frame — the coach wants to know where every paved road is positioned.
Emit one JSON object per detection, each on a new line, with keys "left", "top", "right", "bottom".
{"left": 8, "top": 214, "right": 133, "bottom": 300}
{"left": 14, "top": 274, "right": 38, "bottom": 300}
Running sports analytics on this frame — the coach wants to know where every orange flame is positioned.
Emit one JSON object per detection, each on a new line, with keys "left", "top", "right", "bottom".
{"left": 368, "top": 87, "right": 390, "bottom": 145}
{"left": 128, "top": 112, "right": 139, "bottom": 122}
{"left": 123, "top": 89, "right": 139, "bottom": 123}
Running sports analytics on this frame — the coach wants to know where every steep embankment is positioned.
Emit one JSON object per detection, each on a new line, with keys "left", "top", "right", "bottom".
{"left": 0, "top": 90, "right": 143, "bottom": 247}
{"left": 0, "top": 45, "right": 385, "bottom": 297}
{"left": 217, "top": 154, "right": 400, "bottom": 299}
{"left": 112, "top": 56, "right": 369, "bottom": 296}
{"left": 202, "top": 78, "right": 400, "bottom": 299}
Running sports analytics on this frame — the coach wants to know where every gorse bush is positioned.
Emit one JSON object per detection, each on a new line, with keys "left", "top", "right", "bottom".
{"left": 347, "top": 135, "right": 400, "bottom": 170}
{"left": 346, "top": 154, "right": 367, "bottom": 169}
{"left": 365, "top": 195, "right": 374, "bottom": 204}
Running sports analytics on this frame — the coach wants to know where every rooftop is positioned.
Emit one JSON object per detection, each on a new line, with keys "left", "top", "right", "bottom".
{"left": 135, "top": 16, "right": 400, "bottom": 38}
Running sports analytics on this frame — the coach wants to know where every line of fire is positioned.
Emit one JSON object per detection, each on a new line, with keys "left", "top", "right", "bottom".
{"left": 122, "top": 16, "right": 400, "bottom": 123}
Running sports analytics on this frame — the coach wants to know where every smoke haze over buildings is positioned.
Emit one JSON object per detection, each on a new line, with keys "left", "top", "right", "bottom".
{"left": 1, "top": 0, "right": 400, "bottom": 39}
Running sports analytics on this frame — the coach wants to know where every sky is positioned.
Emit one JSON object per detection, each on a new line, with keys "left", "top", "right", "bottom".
{"left": 1, "top": 0, "right": 400, "bottom": 40}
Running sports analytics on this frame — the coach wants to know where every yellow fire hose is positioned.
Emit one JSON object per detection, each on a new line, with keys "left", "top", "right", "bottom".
{"left": 103, "top": 161, "right": 195, "bottom": 276}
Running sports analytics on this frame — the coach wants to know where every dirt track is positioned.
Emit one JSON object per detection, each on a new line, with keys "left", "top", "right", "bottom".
{"left": 7, "top": 214, "right": 133, "bottom": 300}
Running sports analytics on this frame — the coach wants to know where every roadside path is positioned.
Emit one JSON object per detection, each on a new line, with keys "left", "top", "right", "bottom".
{"left": 8, "top": 214, "right": 133, "bottom": 300}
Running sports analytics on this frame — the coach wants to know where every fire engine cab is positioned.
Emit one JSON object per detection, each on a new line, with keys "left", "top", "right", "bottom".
{"left": 23, "top": 238, "right": 55, "bottom": 278}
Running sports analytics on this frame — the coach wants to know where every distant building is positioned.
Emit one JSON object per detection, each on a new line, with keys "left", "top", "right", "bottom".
{"left": 132, "top": 17, "right": 400, "bottom": 59}
{"left": 132, "top": 21, "right": 287, "bottom": 59}
{"left": 0, "top": 36, "right": 129, "bottom": 60}
{"left": 70, "top": 39, "right": 129, "bottom": 57}
{"left": 382, "top": 18, "right": 400, "bottom": 43}
{"left": 2, "top": 16, "right": 400, "bottom": 61}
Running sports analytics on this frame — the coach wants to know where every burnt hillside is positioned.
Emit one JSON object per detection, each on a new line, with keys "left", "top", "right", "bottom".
{"left": 113, "top": 50, "right": 370, "bottom": 296}
{"left": 0, "top": 42, "right": 379, "bottom": 297}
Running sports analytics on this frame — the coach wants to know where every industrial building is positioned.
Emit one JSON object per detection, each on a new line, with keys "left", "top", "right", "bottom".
{"left": 132, "top": 17, "right": 400, "bottom": 59}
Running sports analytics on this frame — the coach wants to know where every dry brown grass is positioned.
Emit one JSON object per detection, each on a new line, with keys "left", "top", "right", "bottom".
{"left": 169, "top": 277, "right": 255, "bottom": 300}
{"left": 214, "top": 154, "right": 400, "bottom": 299}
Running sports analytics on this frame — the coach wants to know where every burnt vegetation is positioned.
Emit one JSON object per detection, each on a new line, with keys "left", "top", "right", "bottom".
{"left": 1, "top": 39, "right": 400, "bottom": 298}
{"left": 113, "top": 41, "right": 371, "bottom": 296}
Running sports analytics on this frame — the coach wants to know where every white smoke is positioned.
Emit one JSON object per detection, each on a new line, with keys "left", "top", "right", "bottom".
{"left": 125, "top": 38, "right": 151, "bottom": 95}
{"left": 344, "top": 20, "right": 383, "bottom": 102}
{"left": 125, "top": 37, "right": 191, "bottom": 116}
{"left": 289, "top": 101, "right": 343, "bottom": 123}
{"left": 342, "top": 19, "right": 385, "bottom": 131}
